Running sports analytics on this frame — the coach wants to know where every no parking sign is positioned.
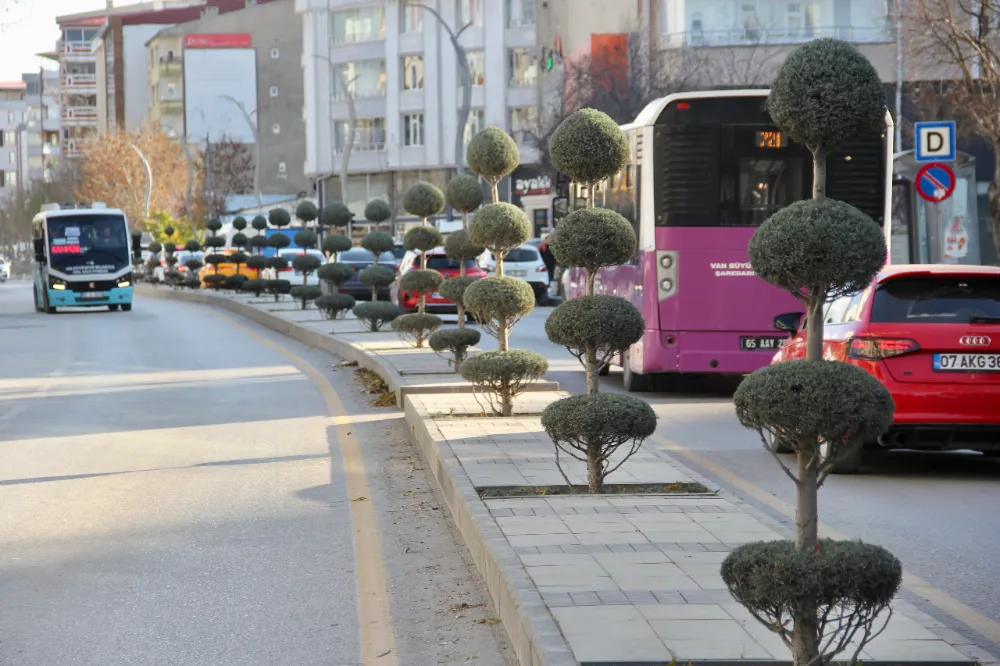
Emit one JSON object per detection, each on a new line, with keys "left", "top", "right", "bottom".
{"left": 915, "top": 162, "right": 956, "bottom": 203}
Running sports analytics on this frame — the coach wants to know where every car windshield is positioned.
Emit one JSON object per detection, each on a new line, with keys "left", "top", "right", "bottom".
{"left": 506, "top": 248, "right": 539, "bottom": 263}
{"left": 340, "top": 249, "right": 395, "bottom": 263}
{"left": 392, "top": 246, "right": 407, "bottom": 260}
{"left": 426, "top": 255, "right": 476, "bottom": 270}
{"left": 871, "top": 276, "right": 1000, "bottom": 324}
{"left": 46, "top": 214, "right": 130, "bottom": 275}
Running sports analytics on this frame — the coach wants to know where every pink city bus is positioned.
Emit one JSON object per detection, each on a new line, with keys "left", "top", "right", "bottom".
{"left": 562, "top": 90, "right": 894, "bottom": 391}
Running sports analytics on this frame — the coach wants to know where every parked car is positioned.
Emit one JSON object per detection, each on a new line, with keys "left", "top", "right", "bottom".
{"left": 391, "top": 242, "right": 407, "bottom": 263}
{"left": 0, "top": 255, "right": 10, "bottom": 281}
{"left": 770, "top": 264, "right": 1000, "bottom": 473}
{"left": 196, "top": 250, "right": 258, "bottom": 286}
{"left": 391, "top": 247, "right": 487, "bottom": 315}
{"left": 480, "top": 244, "right": 550, "bottom": 304}
{"left": 154, "top": 250, "right": 206, "bottom": 282}
{"left": 260, "top": 248, "right": 326, "bottom": 286}
{"left": 332, "top": 248, "right": 397, "bottom": 300}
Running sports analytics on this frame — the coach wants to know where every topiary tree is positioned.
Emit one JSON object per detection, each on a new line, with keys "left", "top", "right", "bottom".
{"left": 460, "top": 350, "right": 548, "bottom": 416}
{"left": 268, "top": 207, "right": 291, "bottom": 263}
{"left": 251, "top": 215, "right": 268, "bottom": 233}
{"left": 404, "top": 181, "right": 445, "bottom": 226}
{"left": 353, "top": 300, "right": 403, "bottom": 332}
{"left": 296, "top": 200, "right": 320, "bottom": 240}
{"left": 540, "top": 106, "right": 656, "bottom": 494}
{"left": 242, "top": 278, "right": 267, "bottom": 297}
{"left": 468, "top": 202, "right": 529, "bottom": 278}
{"left": 400, "top": 226, "right": 443, "bottom": 322}
{"left": 317, "top": 261, "right": 355, "bottom": 293}
{"left": 321, "top": 201, "right": 354, "bottom": 238}
{"left": 322, "top": 232, "right": 353, "bottom": 261}
{"left": 290, "top": 284, "right": 322, "bottom": 309}
{"left": 364, "top": 198, "right": 392, "bottom": 231}
{"left": 467, "top": 127, "right": 518, "bottom": 203}
{"left": 428, "top": 328, "right": 480, "bottom": 372}
{"left": 441, "top": 176, "right": 486, "bottom": 329}
{"left": 446, "top": 174, "right": 483, "bottom": 230}
{"left": 391, "top": 312, "right": 442, "bottom": 348}
{"left": 359, "top": 265, "right": 395, "bottom": 302}
{"left": 315, "top": 293, "right": 356, "bottom": 322}
{"left": 360, "top": 229, "right": 395, "bottom": 301}
{"left": 720, "top": 39, "right": 899, "bottom": 666}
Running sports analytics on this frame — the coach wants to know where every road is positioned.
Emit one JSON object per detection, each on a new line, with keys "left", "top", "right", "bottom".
{"left": 0, "top": 280, "right": 514, "bottom": 666}
{"left": 487, "top": 305, "right": 1000, "bottom": 653}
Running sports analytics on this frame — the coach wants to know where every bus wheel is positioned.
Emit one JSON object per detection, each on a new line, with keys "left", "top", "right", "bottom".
{"left": 42, "top": 291, "right": 55, "bottom": 314}
{"left": 623, "top": 354, "right": 652, "bottom": 392}
{"left": 33, "top": 285, "right": 42, "bottom": 312}
{"left": 122, "top": 304, "right": 132, "bottom": 312}
{"left": 108, "top": 304, "right": 120, "bottom": 311}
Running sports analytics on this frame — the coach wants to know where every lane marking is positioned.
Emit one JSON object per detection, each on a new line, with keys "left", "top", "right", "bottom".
{"left": 210, "top": 310, "right": 398, "bottom": 665}
{"left": 652, "top": 433, "right": 1000, "bottom": 647}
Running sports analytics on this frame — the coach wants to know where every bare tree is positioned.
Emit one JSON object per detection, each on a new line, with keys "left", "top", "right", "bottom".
{"left": 217, "top": 95, "right": 262, "bottom": 211}
{"left": 204, "top": 135, "right": 255, "bottom": 216}
{"left": 906, "top": 0, "right": 1000, "bottom": 261}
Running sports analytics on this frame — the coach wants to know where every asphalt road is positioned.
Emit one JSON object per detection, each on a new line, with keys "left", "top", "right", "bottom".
{"left": 484, "top": 305, "right": 1000, "bottom": 652}
{"left": 0, "top": 281, "right": 514, "bottom": 666}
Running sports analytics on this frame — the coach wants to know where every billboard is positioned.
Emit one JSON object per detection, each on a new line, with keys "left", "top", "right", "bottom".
{"left": 183, "top": 46, "right": 258, "bottom": 143}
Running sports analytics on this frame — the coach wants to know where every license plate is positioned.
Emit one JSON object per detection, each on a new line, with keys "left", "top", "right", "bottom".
{"left": 740, "top": 336, "right": 784, "bottom": 351}
{"left": 508, "top": 270, "right": 527, "bottom": 277}
{"left": 82, "top": 291, "right": 104, "bottom": 299}
{"left": 933, "top": 353, "right": 1000, "bottom": 372}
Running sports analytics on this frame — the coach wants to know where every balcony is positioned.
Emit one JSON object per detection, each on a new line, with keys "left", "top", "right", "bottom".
{"left": 61, "top": 106, "right": 98, "bottom": 127}
{"left": 59, "top": 40, "right": 95, "bottom": 60}
{"left": 61, "top": 73, "right": 97, "bottom": 93}
{"left": 661, "top": 25, "right": 891, "bottom": 48}
{"left": 62, "top": 139, "right": 84, "bottom": 157}
{"left": 158, "top": 57, "right": 182, "bottom": 74}
{"left": 158, "top": 97, "right": 184, "bottom": 112}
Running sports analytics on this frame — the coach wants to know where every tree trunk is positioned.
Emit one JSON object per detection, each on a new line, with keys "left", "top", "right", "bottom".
{"left": 791, "top": 612, "right": 822, "bottom": 666}
{"left": 587, "top": 442, "right": 602, "bottom": 493}
{"left": 498, "top": 314, "right": 509, "bottom": 352}
{"left": 457, "top": 260, "right": 467, "bottom": 330}
{"left": 806, "top": 289, "right": 824, "bottom": 362}
{"left": 461, "top": 210, "right": 468, "bottom": 231}
{"left": 795, "top": 449, "right": 819, "bottom": 551}
{"left": 496, "top": 251, "right": 504, "bottom": 277}
{"left": 585, "top": 342, "right": 599, "bottom": 395}
{"left": 501, "top": 380, "right": 513, "bottom": 417}
{"left": 491, "top": 179, "right": 499, "bottom": 204}
{"left": 812, "top": 148, "right": 827, "bottom": 201}
{"left": 371, "top": 285, "right": 377, "bottom": 302}
{"left": 586, "top": 267, "right": 596, "bottom": 297}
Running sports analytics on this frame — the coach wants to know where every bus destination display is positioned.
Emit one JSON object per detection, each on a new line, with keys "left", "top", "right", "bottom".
{"left": 755, "top": 130, "right": 785, "bottom": 148}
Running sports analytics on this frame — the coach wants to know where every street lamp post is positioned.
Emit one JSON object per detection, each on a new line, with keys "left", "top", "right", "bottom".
{"left": 217, "top": 94, "right": 263, "bottom": 212}
{"left": 408, "top": 2, "right": 474, "bottom": 175}
{"left": 129, "top": 143, "right": 152, "bottom": 224}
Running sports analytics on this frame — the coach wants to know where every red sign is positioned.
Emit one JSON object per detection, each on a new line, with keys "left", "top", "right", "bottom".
{"left": 915, "top": 162, "right": 956, "bottom": 203}
{"left": 184, "top": 33, "right": 252, "bottom": 49}
{"left": 51, "top": 244, "right": 81, "bottom": 254}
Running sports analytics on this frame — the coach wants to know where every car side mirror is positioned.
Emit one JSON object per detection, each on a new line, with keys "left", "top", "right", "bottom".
{"left": 773, "top": 311, "right": 805, "bottom": 334}
{"left": 131, "top": 232, "right": 142, "bottom": 260}
{"left": 33, "top": 237, "right": 45, "bottom": 262}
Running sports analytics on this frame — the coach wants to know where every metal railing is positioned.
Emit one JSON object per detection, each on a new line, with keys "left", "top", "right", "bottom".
{"left": 508, "top": 16, "right": 535, "bottom": 28}
{"left": 62, "top": 73, "right": 97, "bottom": 89}
{"left": 661, "top": 25, "right": 892, "bottom": 47}
{"left": 334, "top": 141, "right": 386, "bottom": 154}
{"left": 59, "top": 40, "right": 94, "bottom": 56}
{"left": 61, "top": 106, "right": 98, "bottom": 125}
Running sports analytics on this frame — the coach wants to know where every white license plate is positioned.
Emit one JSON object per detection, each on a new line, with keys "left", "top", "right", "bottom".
{"left": 82, "top": 291, "right": 104, "bottom": 299}
{"left": 933, "top": 353, "right": 1000, "bottom": 372}
{"left": 508, "top": 270, "right": 527, "bottom": 277}
{"left": 740, "top": 336, "right": 784, "bottom": 351}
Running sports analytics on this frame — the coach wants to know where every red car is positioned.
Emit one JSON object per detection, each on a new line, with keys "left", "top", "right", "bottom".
{"left": 391, "top": 246, "right": 487, "bottom": 316}
{"left": 770, "top": 264, "right": 1000, "bottom": 472}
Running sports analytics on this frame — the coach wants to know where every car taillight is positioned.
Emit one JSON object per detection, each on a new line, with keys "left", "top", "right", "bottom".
{"left": 536, "top": 265, "right": 547, "bottom": 272}
{"left": 847, "top": 337, "right": 920, "bottom": 360}
{"left": 279, "top": 267, "right": 292, "bottom": 272}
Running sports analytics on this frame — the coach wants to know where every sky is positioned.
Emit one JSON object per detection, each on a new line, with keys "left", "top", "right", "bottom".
{"left": 0, "top": 0, "right": 136, "bottom": 81}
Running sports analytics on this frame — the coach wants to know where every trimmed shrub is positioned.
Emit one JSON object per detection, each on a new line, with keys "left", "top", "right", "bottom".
{"left": 315, "top": 293, "right": 356, "bottom": 320}
{"left": 290, "top": 284, "right": 322, "bottom": 309}
{"left": 231, "top": 232, "right": 249, "bottom": 249}
{"left": 550, "top": 207, "right": 635, "bottom": 273}
{"left": 163, "top": 225, "right": 175, "bottom": 237}
{"left": 721, "top": 539, "right": 902, "bottom": 656}
{"left": 269, "top": 233, "right": 291, "bottom": 250}
{"left": 206, "top": 218, "right": 223, "bottom": 232}
{"left": 163, "top": 242, "right": 176, "bottom": 254}
{"left": 399, "top": 268, "right": 442, "bottom": 296}
{"left": 246, "top": 255, "right": 268, "bottom": 272}
{"left": 251, "top": 215, "right": 268, "bottom": 231}
{"left": 225, "top": 274, "right": 248, "bottom": 291}
{"left": 204, "top": 253, "right": 226, "bottom": 267}
{"left": 203, "top": 273, "right": 226, "bottom": 289}
{"left": 184, "top": 239, "right": 201, "bottom": 252}
{"left": 184, "top": 258, "right": 203, "bottom": 273}
{"left": 229, "top": 251, "right": 249, "bottom": 267}
{"left": 769, "top": 39, "right": 885, "bottom": 155}
{"left": 292, "top": 254, "right": 322, "bottom": 275}
{"left": 242, "top": 278, "right": 267, "bottom": 297}
{"left": 464, "top": 276, "right": 534, "bottom": 341}
{"left": 320, "top": 201, "right": 353, "bottom": 228}
{"left": 364, "top": 198, "right": 392, "bottom": 225}
{"left": 204, "top": 235, "right": 226, "bottom": 249}
{"left": 549, "top": 108, "right": 630, "bottom": 186}
{"left": 268, "top": 208, "right": 291, "bottom": 228}
{"left": 294, "top": 229, "right": 318, "bottom": 249}
{"left": 268, "top": 278, "right": 291, "bottom": 300}
{"left": 322, "top": 232, "right": 353, "bottom": 258}
{"left": 748, "top": 199, "right": 886, "bottom": 302}
{"left": 296, "top": 201, "right": 319, "bottom": 225}
{"left": 467, "top": 127, "right": 519, "bottom": 200}
{"left": 354, "top": 300, "right": 403, "bottom": 332}
{"left": 545, "top": 295, "right": 644, "bottom": 392}
{"left": 460, "top": 350, "right": 548, "bottom": 416}
{"left": 404, "top": 226, "right": 443, "bottom": 255}
{"left": 359, "top": 265, "right": 395, "bottom": 300}
{"left": 429, "top": 327, "right": 481, "bottom": 371}
{"left": 404, "top": 181, "right": 446, "bottom": 221}
{"left": 232, "top": 216, "right": 247, "bottom": 231}
{"left": 317, "top": 262, "right": 355, "bottom": 288}
{"left": 439, "top": 276, "right": 479, "bottom": 308}
{"left": 392, "top": 312, "right": 443, "bottom": 347}
{"left": 446, "top": 174, "right": 484, "bottom": 215}
{"left": 468, "top": 203, "right": 531, "bottom": 263}
{"left": 249, "top": 235, "right": 269, "bottom": 251}
{"left": 147, "top": 241, "right": 163, "bottom": 254}
{"left": 266, "top": 256, "right": 289, "bottom": 271}
{"left": 445, "top": 229, "right": 485, "bottom": 264}
{"left": 361, "top": 230, "right": 395, "bottom": 257}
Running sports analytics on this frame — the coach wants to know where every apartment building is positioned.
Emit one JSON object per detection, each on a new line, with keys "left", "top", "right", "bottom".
{"left": 0, "top": 72, "right": 61, "bottom": 198}
{"left": 298, "top": 0, "right": 541, "bottom": 228}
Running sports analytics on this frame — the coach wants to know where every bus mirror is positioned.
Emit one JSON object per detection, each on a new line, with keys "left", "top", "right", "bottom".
{"left": 32, "top": 237, "right": 45, "bottom": 261}
{"left": 773, "top": 312, "right": 804, "bottom": 334}
{"left": 131, "top": 232, "right": 142, "bottom": 259}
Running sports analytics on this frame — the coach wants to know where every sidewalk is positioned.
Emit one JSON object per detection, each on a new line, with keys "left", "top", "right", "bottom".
{"left": 139, "top": 285, "right": 993, "bottom": 666}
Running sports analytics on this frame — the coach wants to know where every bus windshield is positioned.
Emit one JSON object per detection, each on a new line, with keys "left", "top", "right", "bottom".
{"left": 47, "top": 214, "right": 130, "bottom": 276}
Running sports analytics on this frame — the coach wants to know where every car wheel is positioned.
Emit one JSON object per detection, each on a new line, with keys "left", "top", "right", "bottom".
{"left": 820, "top": 440, "right": 863, "bottom": 474}
{"left": 33, "top": 284, "right": 41, "bottom": 312}
{"left": 108, "top": 304, "right": 120, "bottom": 311}
{"left": 536, "top": 286, "right": 550, "bottom": 306}
{"left": 623, "top": 352, "right": 652, "bottom": 392}
{"left": 981, "top": 451, "right": 1000, "bottom": 458}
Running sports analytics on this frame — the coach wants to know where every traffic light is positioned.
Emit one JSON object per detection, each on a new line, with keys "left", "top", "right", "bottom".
{"left": 544, "top": 48, "right": 553, "bottom": 71}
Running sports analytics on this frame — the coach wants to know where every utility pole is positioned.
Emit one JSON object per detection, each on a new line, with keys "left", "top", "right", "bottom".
{"left": 894, "top": 0, "right": 903, "bottom": 152}
{"left": 205, "top": 132, "right": 213, "bottom": 220}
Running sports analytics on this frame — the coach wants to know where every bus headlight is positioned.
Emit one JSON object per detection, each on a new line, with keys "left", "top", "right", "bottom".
{"left": 118, "top": 280, "right": 131, "bottom": 288}
{"left": 660, "top": 278, "right": 674, "bottom": 291}
{"left": 52, "top": 283, "right": 66, "bottom": 290}
{"left": 660, "top": 255, "right": 673, "bottom": 269}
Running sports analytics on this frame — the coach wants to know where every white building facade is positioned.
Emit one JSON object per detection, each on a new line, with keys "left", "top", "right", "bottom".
{"left": 297, "top": 0, "right": 541, "bottom": 226}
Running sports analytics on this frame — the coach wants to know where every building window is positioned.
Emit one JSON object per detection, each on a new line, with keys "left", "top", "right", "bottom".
{"left": 334, "top": 59, "right": 386, "bottom": 100}
{"left": 510, "top": 107, "right": 538, "bottom": 141}
{"left": 165, "top": 83, "right": 177, "bottom": 99}
{"left": 507, "top": 0, "right": 535, "bottom": 27}
{"left": 5, "top": 171, "right": 15, "bottom": 187}
{"left": 403, "top": 56, "right": 424, "bottom": 91}
{"left": 272, "top": 123, "right": 281, "bottom": 134}
{"left": 5, "top": 131, "right": 15, "bottom": 145}
{"left": 463, "top": 109, "right": 485, "bottom": 144}
{"left": 277, "top": 161, "right": 287, "bottom": 174}
{"left": 332, "top": 5, "right": 386, "bottom": 44}
{"left": 401, "top": 3, "right": 422, "bottom": 33}
{"left": 9, "top": 152, "right": 16, "bottom": 165}
{"left": 464, "top": 51, "right": 485, "bottom": 86}
{"left": 335, "top": 117, "right": 386, "bottom": 152}
{"left": 403, "top": 113, "right": 424, "bottom": 147}
{"left": 269, "top": 86, "right": 279, "bottom": 97}
{"left": 6, "top": 111, "right": 12, "bottom": 123}
{"left": 270, "top": 47, "right": 280, "bottom": 59}
{"left": 509, "top": 48, "right": 538, "bottom": 86}
{"left": 459, "top": 0, "right": 484, "bottom": 27}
